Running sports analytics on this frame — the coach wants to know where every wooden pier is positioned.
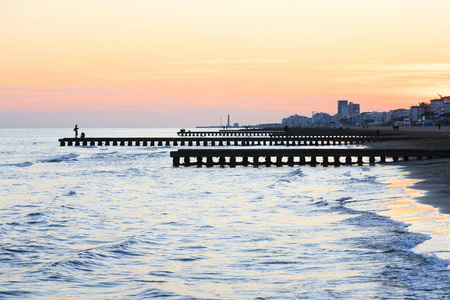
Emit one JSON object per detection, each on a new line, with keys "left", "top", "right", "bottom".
{"left": 178, "top": 129, "right": 283, "bottom": 136}
{"left": 169, "top": 149, "right": 450, "bottom": 167}
{"left": 58, "top": 136, "right": 387, "bottom": 147}
{"left": 177, "top": 129, "right": 378, "bottom": 137}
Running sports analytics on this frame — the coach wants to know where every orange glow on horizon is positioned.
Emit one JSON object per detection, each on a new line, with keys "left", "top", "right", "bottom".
{"left": 1, "top": 0, "right": 450, "bottom": 127}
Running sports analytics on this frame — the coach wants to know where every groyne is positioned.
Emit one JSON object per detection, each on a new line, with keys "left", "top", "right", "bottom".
{"left": 169, "top": 149, "right": 450, "bottom": 167}
{"left": 58, "top": 136, "right": 397, "bottom": 147}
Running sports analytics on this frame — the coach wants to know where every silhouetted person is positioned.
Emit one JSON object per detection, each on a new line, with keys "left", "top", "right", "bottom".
{"left": 375, "top": 129, "right": 380, "bottom": 136}
{"left": 80, "top": 132, "right": 85, "bottom": 138}
{"left": 73, "top": 125, "right": 79, "bottom": 138}
{"left": 284, "top": 125, "right": 289, "bottom": 138}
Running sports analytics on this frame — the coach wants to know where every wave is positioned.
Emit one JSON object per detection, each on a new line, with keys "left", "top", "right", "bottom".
{"left": 63, "top": 190, "right": 77, "bottom": 196}
{"left": 0, "top": 161, "right": 34, "bottom": 168}
{"left": 331, "top": 203, "right": 450, "bottom": 297}
{"left": 38, "top": 153, "right": 79, "bottom": 163}
{"left": 0, "top": 153, "right": 79, "bottom": 168}
{"left": 124, "top": 287, "right": 177, "bottom": 298}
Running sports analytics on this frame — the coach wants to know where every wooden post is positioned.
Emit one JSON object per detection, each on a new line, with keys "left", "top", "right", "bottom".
{"left": 299, "top": 156, "right": 306, "bottom": 165}
{"left": 334, "top": 156, "right": 340, "bottom": 165}
{"left": 287, "top": 156, "right": 294, "bottom": 166}
{"left": 240, "top": 156, "right": 247, "bottom": 166}
{"left": 275, "top": 155, "right": 282, "bottom": 166}
{"left": 345, "top": 156, "right": 352, "bottom": 164}
{"left": 230, "top": 156, "right": 236, "bottom": 167}
{"left": 207, "top": 156, "right": 214, "bottom": 167}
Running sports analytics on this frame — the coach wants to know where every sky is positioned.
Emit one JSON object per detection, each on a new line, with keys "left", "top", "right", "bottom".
{"left": 1, "top": 0, "right": 450, "bottom": 128}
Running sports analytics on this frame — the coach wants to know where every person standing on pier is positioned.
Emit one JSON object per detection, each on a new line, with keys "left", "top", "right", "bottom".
{"left": 73, "top": 125, "right": 79, "bottom": 138}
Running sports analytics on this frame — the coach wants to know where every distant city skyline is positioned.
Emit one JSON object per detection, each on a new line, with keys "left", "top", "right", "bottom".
{"left": 1, "top": 1, "right": 450, "bottom": 128}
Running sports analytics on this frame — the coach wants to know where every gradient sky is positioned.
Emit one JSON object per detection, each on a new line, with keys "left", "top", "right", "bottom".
{"left": 1, "top": 0, "right": 450, "bottom": 127}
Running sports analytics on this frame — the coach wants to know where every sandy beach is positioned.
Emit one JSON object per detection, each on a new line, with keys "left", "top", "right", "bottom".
{"left": 362, "top": 126, "right": 450, "bottom": 214}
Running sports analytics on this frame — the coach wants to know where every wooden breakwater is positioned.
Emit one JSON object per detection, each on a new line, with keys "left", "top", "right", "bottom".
{"left": 58, "top": 136, "right": 387, "bottom": 147}
{"left": 177, "top": 129, "right": 379, "bottom": 137}
{"left": 169, "top": 149, "right": 450, "bottom": 167}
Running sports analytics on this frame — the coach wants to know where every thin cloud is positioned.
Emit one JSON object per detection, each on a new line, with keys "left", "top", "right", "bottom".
{"left": 341, "top": 62, "right": 450, "bottom": 72}
{"left": 160, "top": 59, "right": 292, "bottom": 65}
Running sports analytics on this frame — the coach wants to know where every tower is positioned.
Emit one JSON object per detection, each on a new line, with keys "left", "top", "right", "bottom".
{"left": 337, "top": 100, "right": 348, "bottom": 117}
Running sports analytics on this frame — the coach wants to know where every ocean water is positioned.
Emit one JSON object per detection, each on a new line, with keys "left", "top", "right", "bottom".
{"left": 0, "top": 128, "right": 449, "bottom": 299}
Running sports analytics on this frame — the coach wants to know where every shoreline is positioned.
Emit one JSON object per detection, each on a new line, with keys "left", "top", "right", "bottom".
{"left": 363, "top": 126, "right": 450, "bottom": 214}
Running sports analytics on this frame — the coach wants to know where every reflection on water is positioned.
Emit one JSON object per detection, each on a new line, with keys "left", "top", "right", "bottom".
{"left": 381, "top": 175, "right": 450, "bottom": 259}
{"left": 0, "top": 128, "right": 449, "bottom": 299}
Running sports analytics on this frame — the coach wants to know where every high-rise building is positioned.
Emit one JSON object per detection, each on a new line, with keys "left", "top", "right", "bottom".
{"left": 337, "top": 100, "right": 361, "bottom": 124}
{"left": 337, "top": 100, "right": 348, "bottom": 117}
{"left": 349, "top": 103, "right": 360, "bottom": 115}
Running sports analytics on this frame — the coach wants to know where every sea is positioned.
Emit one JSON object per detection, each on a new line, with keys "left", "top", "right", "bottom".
{"left": 0, "top": 128, "right": 449, "bottom": 299}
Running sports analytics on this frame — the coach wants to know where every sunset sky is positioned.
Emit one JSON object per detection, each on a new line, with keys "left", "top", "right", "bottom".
{"left": 1, "top": 0, "right": 450, "bottom": 127}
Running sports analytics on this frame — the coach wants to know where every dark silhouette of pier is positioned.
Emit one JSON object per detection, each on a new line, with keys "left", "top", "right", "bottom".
{"left": 58, "top": 136, "right": 390, "bottom": 147}
{"left": 58, "top": 128, "right": 449, "bottom": 167}
{"left": 169, "top": 149, "right": 450, "bottom": 167}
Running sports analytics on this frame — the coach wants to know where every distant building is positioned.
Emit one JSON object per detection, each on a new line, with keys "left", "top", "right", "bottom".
{"left": 430, "top": 99, "right": 445, "bottom": 121}
{"left": 282, "top": 114, "right": 311, "bottom": 127}
{"left": 337, "top": 100, "right": 361, "bottom": 124}
{"left": 337, "top": 100, "right": 348, "bottom": 118}
{"left": 392, "top": 109, "right": 409, "bottom": 121}
{"left": 444, "top": 97, "right": 450, "bottom": 114}
{"left": 410, "top": 102, "right": 430, "bottom": 123}
{"left": 312, "top": 112, "right": 331, "bottom": 126}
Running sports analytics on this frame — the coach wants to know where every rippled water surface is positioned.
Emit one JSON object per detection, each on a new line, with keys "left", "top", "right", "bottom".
{"left": 0, "top": 128, "right": 449, "bottom": 299}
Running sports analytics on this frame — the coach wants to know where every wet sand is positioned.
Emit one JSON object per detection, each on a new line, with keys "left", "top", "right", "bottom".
{"left": 360, "top": 126, "right": 450, "bottom": 214}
